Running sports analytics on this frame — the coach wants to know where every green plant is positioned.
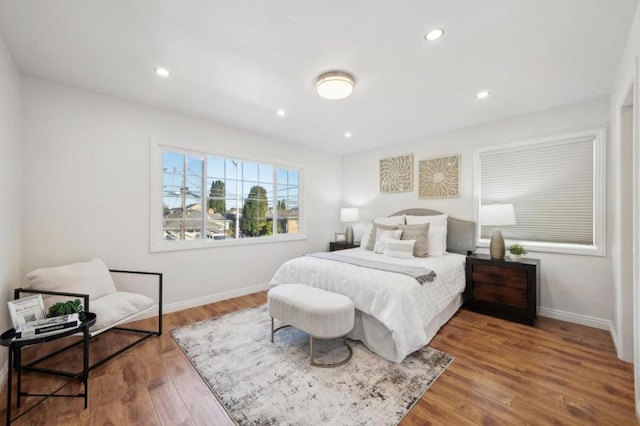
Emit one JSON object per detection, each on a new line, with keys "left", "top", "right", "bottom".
{"left": 507, "top": 243, "right": 527, "bottom": 256}
{"left": 47, "top": 299, "right": 86, "bottom": 320}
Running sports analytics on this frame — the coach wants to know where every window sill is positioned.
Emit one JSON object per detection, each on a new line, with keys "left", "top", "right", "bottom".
{"left": 150, "top": 233, "right": 308, "bottom": 253}
{"left": 476, "top": 239, "right": 605, "bottom": 257}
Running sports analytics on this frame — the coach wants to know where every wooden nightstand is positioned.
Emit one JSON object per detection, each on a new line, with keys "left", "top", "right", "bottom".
{"left": 329, "top": 241, "right": 360, "bottom": 251}
{"left": 465, "top": 254, "right": 540, "bottom": 325}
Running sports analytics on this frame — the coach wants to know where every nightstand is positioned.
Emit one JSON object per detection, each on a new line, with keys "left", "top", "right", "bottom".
{"left": 329, "top": 241, "right": 360, "bottom": 251}
{"left": 465, "top": 254, "right": 539, "bottom": 325}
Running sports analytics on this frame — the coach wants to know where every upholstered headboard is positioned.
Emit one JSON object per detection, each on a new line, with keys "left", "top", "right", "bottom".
{"left": 390, "top": 209, "right": 477, "bottom": 255}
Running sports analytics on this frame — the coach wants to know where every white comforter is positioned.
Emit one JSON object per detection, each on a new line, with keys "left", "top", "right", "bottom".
{"left": 269, "top": 248, "right": 466, "bottom": 361}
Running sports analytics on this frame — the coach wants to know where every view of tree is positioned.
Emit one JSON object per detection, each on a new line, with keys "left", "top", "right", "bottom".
{"left": 242, "top": 185, "right": 271, "bottom": 236}
{"left": 208, "top": 180, "right": 226, "bottom": 213}
{"left": 277, "top": 199, "right": 286, "bottom": 210}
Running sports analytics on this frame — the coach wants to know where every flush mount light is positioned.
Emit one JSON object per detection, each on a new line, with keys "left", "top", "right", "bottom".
{"left": 154, "top": 67, "right": 170, "bottom": 77}
{"left": 424, "top": 28, "right": 445, "bottom": 41}
{"left": 316, "top": 71, "right": 355, "bottom": 100}
{"left": 276, "top": 109, "right": 286, "bottom": 117}
{"left": 476, "top": 90, "right": 490, "bottom": 99}
{"left": 344, "top": 132, "right": 352, "bottom": 138}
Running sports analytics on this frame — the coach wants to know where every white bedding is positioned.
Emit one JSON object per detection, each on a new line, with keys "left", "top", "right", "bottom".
{"left": 269, "top": 248, "right": 466, "bottom": 362}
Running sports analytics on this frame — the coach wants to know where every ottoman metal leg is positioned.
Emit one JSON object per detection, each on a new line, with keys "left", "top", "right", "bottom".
{"left": 270, "top": 317, "right": 291, "bottom": 343}
{"left": 309, "top": 336, "right": 353, "bottom": 368}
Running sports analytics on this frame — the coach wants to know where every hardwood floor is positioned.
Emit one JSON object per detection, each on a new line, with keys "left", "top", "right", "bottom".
{"left": 0, "top": 291, "right": 635, "bottom": 425}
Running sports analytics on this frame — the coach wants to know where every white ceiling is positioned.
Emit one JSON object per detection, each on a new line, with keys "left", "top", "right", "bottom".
{"left": 0, "top": 1, "right": 637, "bottom": 154}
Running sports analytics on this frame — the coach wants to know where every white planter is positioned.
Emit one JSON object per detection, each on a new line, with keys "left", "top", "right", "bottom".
{"left": 510, "top": 254, "right": 522, "bottom": 262}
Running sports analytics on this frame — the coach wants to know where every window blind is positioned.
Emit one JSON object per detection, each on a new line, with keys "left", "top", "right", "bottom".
{"left": 480, "top": 136, "right": 594, "bottom": 245}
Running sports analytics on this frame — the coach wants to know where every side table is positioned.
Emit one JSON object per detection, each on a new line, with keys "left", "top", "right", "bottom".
{"left": 329, "top": 241, "right": 360, "bottom": 251}
{"left": 0, "top": 312, "right": 96, "bottom": 424}
{"left": 465, "top": 254, "right": 539, "bottom": 325}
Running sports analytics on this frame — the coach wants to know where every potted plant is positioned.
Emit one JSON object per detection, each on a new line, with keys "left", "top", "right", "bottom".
{"left": 47, "top": 299, "right": 86, "bottom": 321}
{"left": 507, "top": 243, "right": 527, "bottom": 261}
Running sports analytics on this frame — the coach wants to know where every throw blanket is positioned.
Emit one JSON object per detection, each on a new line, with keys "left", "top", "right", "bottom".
{"left": 307, "top": 252, "right": 437, "bottom": 284}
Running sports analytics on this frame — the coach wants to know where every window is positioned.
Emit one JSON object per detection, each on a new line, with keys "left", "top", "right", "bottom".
{"left": 474, "top": 128, "right": 606, "bottom": 256}
{"left": 151, "top": 143, "right": 303, "bottom": 251}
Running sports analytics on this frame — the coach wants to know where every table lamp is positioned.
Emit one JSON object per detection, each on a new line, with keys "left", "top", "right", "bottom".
{"left": 480, "top": 203, "right": 516, "bottom": 259}
{"left": 340, "top": 207, "right": 360, "bottom": 244}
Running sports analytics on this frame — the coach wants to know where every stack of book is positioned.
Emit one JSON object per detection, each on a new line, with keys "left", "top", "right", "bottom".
{"left": 14, "top": 313, "right": 80, "bottom": 339}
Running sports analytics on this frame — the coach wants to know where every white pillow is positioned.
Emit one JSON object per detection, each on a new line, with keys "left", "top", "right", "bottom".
{"left": 373, "top": 215, "right": 405, "bottom": 226}
{"left": 359, "top": 223, "right": 373, "bottom": 249}
{"left": 384, "top": 239, "right": 415, "bottom": 259}
{"left": 373, "top": 229, "right": 403, "bottom": 254}
{"left": 428, "top": 226, "right": 447, "bottom": 257}
{"left": 26, "top": 258, "right": 117, "bottom": 308}
{"left": 405, "top": 214, "right": 448, "bottom": 227}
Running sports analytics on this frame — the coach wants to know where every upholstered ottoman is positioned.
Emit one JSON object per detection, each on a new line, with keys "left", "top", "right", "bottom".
{"left": 267, "top": 284, "right": 355, "bottom": 367}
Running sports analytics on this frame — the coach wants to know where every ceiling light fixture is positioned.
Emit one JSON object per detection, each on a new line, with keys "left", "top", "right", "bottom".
{"left": 476, "top": 90, "right": 490, "bottom": 99}
{"left": 277, "top": 109, "right": 286, "bottom": 117}
{"left": 316, "top": 71, "right": 355, "bottom": 100}
{"left": 154, "top": 67, "right": 171, "bottom": 77}
{"left": 344, "top": 132, "right": 352, "bottom": 138}
{"left": 425, "top": 28, "right": 445, "bottom": 41}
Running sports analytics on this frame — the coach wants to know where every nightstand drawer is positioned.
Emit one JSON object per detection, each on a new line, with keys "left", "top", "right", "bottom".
{"left": 471, "top": 264, "right": 527, "bottom": 289}
{"left": 473, "top": 282, "right": 527, "bottom": 309}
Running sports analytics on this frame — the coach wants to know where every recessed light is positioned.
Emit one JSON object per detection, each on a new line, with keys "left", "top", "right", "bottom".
{"left": 154, "top": 67, "right": 170, "bottom": 77}
{"left": 277, "top": 109, "right": 286, "bottom": 117}
{"left": 425, "top": 28, "right": 445, "bottom": 41}
{"left": 476, "top": 90, "right": 490, "bottom": 99}
{"left": 344, "top": 132, "right": 352, "bottom": 138}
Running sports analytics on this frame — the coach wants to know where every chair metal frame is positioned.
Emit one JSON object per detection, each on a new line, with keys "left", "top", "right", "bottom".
{"left": 13, "top": 269, "right": 162, "bottom": 373}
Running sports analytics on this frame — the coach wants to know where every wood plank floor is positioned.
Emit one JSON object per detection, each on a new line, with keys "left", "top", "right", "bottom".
{"left": 0, "top": 291, "right": 635, "bottom": 425}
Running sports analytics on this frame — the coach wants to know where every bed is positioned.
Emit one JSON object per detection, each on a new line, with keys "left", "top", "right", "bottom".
{"left": 269, "top": 209, "right": 476, "bottom": 363}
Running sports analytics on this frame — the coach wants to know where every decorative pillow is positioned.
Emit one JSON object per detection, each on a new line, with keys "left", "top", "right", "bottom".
{"left": 399, "top": 223, "right": 430, "bottom": 257}
{"left": 383, "top": 239, "right": 415, "bottom": 259}
{"left": 26, "top": 258, "right": 117, "bottom": 305}
{"left": 373, "top": 215, "right": 405, "bottom": 226}
{"left": 359, "top": 223, "right": 373, "bottom": 249}
{"left": 365, "top": 224, "right": 398, "bottom": 251}
{"left": 428, "top": 226, "right": 447, "bottom": 257}
{"left": 373, "top": 229, "right": 403, "bottom": 254}
{"left": 405, "top": 214, "right": 448, "bottom": 227}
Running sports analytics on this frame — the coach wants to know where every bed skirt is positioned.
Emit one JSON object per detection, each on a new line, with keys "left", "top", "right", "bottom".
{"left": 348, "top": 293, "right": 463, "bottom": 362}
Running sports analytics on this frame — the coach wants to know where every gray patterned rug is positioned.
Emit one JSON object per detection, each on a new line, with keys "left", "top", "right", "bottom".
{"left": 171, "top": 304, "right": 453, "bottom": 426}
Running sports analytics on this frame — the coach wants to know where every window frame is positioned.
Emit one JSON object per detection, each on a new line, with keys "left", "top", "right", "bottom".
{"left": 473, "top": 127, "right": 606, "bottom": 256}
{"left": 150, "top": 141, "right": 306, "bottom": 252}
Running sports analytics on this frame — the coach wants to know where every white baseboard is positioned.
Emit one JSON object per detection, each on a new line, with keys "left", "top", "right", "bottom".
{"left": 538, "top": 306, "right": 612, "bottom": 331}
{"left": 162, "top": 283, "right": 270, "bottom": 315}
{"left": 131, "top": 282, "right": 270, "bottom": 322}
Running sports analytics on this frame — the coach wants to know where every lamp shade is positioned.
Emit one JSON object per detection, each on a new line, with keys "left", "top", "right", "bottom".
{"left": 480, "top": 203, "right": 516, "bottom": 226}
{"left": 340, "top": 207, "right": 360, "bottom": 223}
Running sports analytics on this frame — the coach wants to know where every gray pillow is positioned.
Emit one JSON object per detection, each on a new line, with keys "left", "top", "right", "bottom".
{"left": 399, "top": 223, "right": 430, "bottom": 257}
{"left": 365, "top": 224, "right": 398, "bottom": 251}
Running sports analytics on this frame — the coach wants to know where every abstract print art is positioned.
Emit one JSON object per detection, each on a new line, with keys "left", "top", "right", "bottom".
{"left": 379, "top": 154, "right": 413, "bottom": 193}
{"left": 418, "top": 155, "right": 460, "bottom": 198}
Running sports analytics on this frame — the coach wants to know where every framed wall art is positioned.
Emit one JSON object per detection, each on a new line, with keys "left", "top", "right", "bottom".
{"left": 418, "top": 154, "right": 460, "bottom": 198}
{"left": 379, "top": 154, "right": 413, "bottom": 193}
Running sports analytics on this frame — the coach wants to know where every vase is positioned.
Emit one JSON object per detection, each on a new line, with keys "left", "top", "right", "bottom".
{"left": 510, "top": 254, "right": 522, "bottom": 262}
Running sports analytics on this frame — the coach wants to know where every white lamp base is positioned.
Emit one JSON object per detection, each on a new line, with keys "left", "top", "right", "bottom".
{"left": 345, "top": 225, "right": 354, "bottom": 244}
{"left": 489, "top": 229, "right": 505, "bottom": 259}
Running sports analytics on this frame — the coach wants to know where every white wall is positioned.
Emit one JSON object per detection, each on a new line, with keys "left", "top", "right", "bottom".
{"left": 0, "top": 36, "right": 22, "bottom": 378}
{"left": 20, "top": 78, "right": 342, "bottom": 308}
{"left": 609, "top": 0, "right": 640, "bottom": 415}
{"left": 343, "top": 96, "right": 612, "bottom": 326}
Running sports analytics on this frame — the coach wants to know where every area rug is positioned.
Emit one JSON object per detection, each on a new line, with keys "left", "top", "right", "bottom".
{"left": 171, "top": 304, "right": 453, "bottom": 426}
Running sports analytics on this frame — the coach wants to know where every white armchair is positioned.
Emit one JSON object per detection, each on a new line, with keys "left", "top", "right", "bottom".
{"left": 14, "top": 258, "right": 162, "bottom": 370}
